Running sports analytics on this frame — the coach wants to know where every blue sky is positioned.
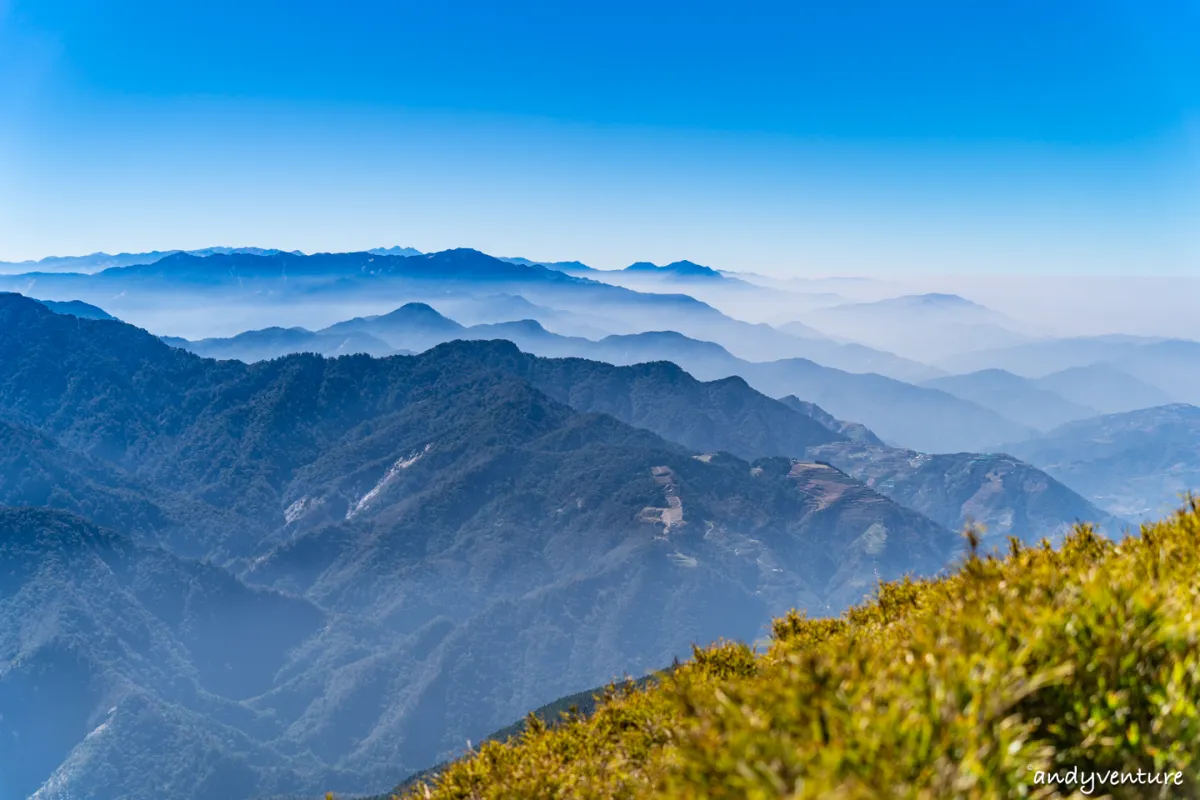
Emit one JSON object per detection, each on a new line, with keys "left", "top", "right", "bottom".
{"left": 1, "top": 0, "right": 1197, "bottom": 274}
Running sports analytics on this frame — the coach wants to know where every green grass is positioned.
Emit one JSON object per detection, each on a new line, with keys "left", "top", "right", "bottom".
{"left": 384, "top": 497, "right": 1200, "bottom": 799}
{"left": 356, "top": 676, "right": 667, "bottom": 800}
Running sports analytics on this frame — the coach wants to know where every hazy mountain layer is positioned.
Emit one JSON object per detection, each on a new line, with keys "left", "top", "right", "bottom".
{"left": 0, "top": 247, "right": 306, "bottom": 274}
{"left": 1032, "top": 363, "right": 1173, "bottom": 415}
{"left": 936, "top": 337, "right": 1200, "bottom": 405}
{"left": 0, "top": 248, "right": 935, "bottom": 381}
{"left": 1003, "top": 404, "right": 1200, "bottom": 521}
{"left": 805, "top": 293, "right": 1031, "bottom": 362}
{"left": 174, "top": 303, "right": 1027, "bottom": 453}
{"left": 921, "top": 368, "right": 1098, "bottom": 431}
{"left": 170, "top": 327, "right": 402, "bottom": 362}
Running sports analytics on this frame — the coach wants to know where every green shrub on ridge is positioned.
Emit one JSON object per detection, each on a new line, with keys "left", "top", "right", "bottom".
{"left": 397, "top": 498, "right": 1200, "bottom": 799}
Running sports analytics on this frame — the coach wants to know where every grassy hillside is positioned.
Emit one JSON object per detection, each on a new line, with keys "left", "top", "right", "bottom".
{"left": 361, "top": 675, "right": 667, "bottom": 800}
{"left": 388, "top": 498, "right": 1200, "bottom": 799}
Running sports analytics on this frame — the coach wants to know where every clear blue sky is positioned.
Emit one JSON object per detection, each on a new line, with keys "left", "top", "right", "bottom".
{"left": 1, "top": 0, "right": 1197, "bottom": 274}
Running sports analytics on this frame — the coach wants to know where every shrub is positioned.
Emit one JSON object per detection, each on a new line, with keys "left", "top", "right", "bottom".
{"left": 401, "top": 498, "right": 1200, "bottom": 799}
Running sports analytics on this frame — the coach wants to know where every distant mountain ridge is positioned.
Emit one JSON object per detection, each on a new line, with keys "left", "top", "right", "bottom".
{"left": 169, "top": 302, "right": 1027, "bottom": 452}
{"left": 33, "top": 297, "right": 117, "bottom": 320}
{"left": 101, "top": 247, "right": 581, "bottom": 285}
{"left": 170, "top": 326, "right": 403, "bottom": 361}
{"left": 499, "top": 257, "right": 732, "bottom": 281}
{"left": 1003, "top": 404, "right": 1200, "bottom": 522}
{"left": 0, "top": 249, "right": 937, "bottom": 382}
{"left": 624, "top": 260, "right": 724, "bottom": 278}
{"left": 0, "top": 245, "right": 426, "bottom": 274}
{"left": 367, "top": 246, "right": 423, "bottom": 257}
{"left": 0, "top": 246, "right": 307, "bottom": 274}
{"left": 921, "top": 368, "right": 1099, "bottom": 431}
{"left": 499, "top": 256, "right": 600, "bottom": 276}
{"left": 1033, "top": 363, "right": 1173, "bottom": 414}
{"left": 937, "top": 337, "right": 1200, "bottom": 405}
{"left": 321, "top": 301, "right": 468, "bottom": 352}
{"left": 839, "top": 292, "right": 989, "bottom": 312}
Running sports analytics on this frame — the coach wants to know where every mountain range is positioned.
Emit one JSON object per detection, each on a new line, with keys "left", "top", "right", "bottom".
{"left": 0, "top": 247, "right": 309, "bottom": 274}
{"left": 161, "top": 302, "right": 1029, "bottom": 453}
{"left": 502, "top": 256, "right": 738, "bottom": 283}
{"left": 0, "top": 246, "right": 427, "bottom": 276}
{"left": 39, "top": 275, "right": 1191, "bottom": 520}
{"left": 157, "top": 314, "right": 1125, "bottom": 549}
{"left": 0, "top": 293, "right": 975, "bottom": 799}
{"left": 0, "top": 249, "right": 938, "bottom": 382}
{"left": 164, "top": 327, "right": 403, "bottom": 362}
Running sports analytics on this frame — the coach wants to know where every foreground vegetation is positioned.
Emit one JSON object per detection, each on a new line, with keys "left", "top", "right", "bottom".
{"left": 398, "top": 498, "right": 1200, "bottom": 799}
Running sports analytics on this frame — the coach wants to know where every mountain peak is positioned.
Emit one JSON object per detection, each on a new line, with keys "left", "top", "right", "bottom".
{"left": 408, "top": 336, "right": 527, "bottom": 366}
{"left": 624, "top": 260, "right": 722, "bottom": 278}
{"left": 665, "top": 260, "right": 720, "bottom": 276}
{"left": 959, "top": 367, "right": 1026, "bottom": 381}
{"left": 33, "top": 298, "right": 118, "bottom": 321}
{"left": 830, "top": 292, "right": 989, "bottom": 313}
{"left": 479, "top": 318, "right": 550, "bottom": 335}
{"left": 367, "top": 245, "right": 422, "bottom": 257}
{"left": 364, "top": 302, "right": 464, "bottom": 335}
{"left": 910, "top": 292, "right": 983, "bottom": 308}
{"left": 0, "top": 291, "right": 48, "bottom": 311}
{"left": 422, "top": 247, "right": 488, "bottom": 259}
{"left": 379, "top": 301, "right": 452, "bottom": 321}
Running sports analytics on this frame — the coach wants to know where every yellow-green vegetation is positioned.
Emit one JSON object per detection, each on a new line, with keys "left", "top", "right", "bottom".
{"left": 402, "top": 499, "right": 1200, "bottom": 799}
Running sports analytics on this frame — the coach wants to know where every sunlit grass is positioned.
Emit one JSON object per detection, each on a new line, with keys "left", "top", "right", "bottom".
{"left": 394, "top": 497, "right": 1200, "bottom": 799}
